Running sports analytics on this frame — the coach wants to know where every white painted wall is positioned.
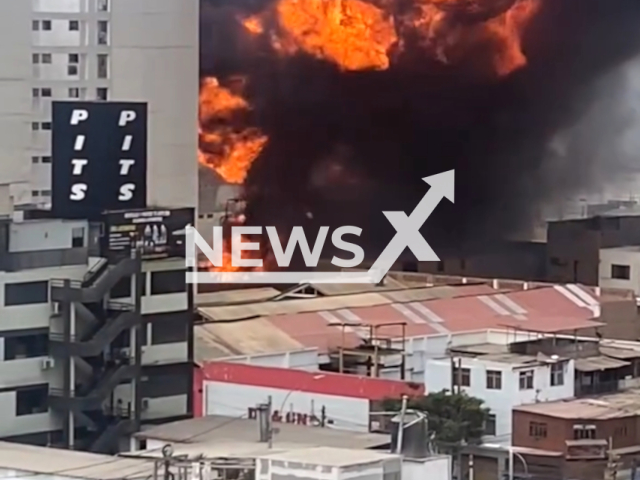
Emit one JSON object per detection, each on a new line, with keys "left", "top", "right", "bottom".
{"left": 599, "top": 247, "right": 640, "bottom": 295}
{"left": 424, "top": 357, "right": 575, "bottom": 444}
{"left": 204, "top": 382, "right": 370, "bottom": 432}
{"left": 403, "top": 456, "right": 451, "bottom": 480}
{"left": 9, "top": 219, "right": 87, "bottom": 252}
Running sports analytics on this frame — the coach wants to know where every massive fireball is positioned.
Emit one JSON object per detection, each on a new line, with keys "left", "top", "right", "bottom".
{"left": 199, "top": 0, "right": 539, "bottom": 185}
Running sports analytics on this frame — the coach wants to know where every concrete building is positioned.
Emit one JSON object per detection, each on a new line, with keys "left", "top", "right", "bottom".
{"left": 194, "top": 362, "right": 424, "bottom": 431}
{"left": 0, "top": 215, "right": 193, "bottom": 452}
{"left": 546, "top": 215, "right": 640, "bottom": 285}
{"left": 130, "top": 416, "right": 452, "bottom": 480}
{"left": 0, "top": 0, "right": 198, "bottom": 212}
{"left": 424, "top": 346, "right": 575, "bottom": 445}
{"left": 512, "top": 389, "right": 640, "bottom": 480}
{"left": 599, "top": 246, "right": 640, "bottom": 297}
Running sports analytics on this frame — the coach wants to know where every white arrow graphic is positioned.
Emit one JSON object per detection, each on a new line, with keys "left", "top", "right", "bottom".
{"left": 367, "top": 170, "right": 455, "bottom": 283}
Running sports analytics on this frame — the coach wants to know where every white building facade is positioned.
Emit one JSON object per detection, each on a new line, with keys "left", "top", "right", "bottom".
{"left": 424, "top": 355, "right": 575, "bottom": 445}
{"left": 0, "top": 0, "right": 198, "bottom": 212}
{"left": 599, "top": 246, "right": 640, "bottom": 296}
{"left": 0, "top": 216, "right": 193, "bottom": 451}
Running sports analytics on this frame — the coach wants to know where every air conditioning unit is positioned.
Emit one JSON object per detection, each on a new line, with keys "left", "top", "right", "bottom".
{"left": 41, "top": 357, "right": 55, "bottom": 370}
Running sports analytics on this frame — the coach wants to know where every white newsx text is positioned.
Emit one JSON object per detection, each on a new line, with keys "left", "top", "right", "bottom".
{"left": 68, "top": 109, "right": 138, "bottom": 202}
{"left": 190, "top": 226, "right": 365, "bottom": 268}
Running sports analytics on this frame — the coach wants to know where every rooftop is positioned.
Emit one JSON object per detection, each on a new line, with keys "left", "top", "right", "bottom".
{"left": 134, "top": 415, "right": 390, "bottom": 450}
{"left": 201, "top": 362, "right": 424, "bottom": 400}
{"left": 258, "top": 446, "right": 400, "bottom": 467}
{"left": 0, "top": 441, "right": 152, "bottom": 479}
{"left": 601, "top": 245, "right": 640, "bottom": 253}
{"left": 515, "top": 389, "right": 640, "bottom": 420}
{"left": 196, "top": 284, "right": 604, "bottom": 358}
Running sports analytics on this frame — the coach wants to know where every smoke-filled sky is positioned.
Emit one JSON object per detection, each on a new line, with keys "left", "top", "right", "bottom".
{"left": 200, "top": 0, "right": 640, "bottom": 256}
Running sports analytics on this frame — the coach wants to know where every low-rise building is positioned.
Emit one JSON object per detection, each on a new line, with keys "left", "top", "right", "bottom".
{"left": 512, "top": 389, "right": 640, "bottom": 480}
{"left": 195, "top": 362, "right": 424, "bottom": 431}
{"left": 599, "top": 246, "right": 640, "bottom": 297}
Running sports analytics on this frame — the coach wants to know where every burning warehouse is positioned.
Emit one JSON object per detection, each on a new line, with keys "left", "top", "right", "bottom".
{"left": 198, "top": 0, "right": 640, "bottom": 270}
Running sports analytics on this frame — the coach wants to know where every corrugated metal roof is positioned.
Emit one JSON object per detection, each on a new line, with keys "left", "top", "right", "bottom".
{"left": 574, "top": 356, "right": 631, "bottom": 372}
{"left": 202, "top": 362, "right": 424, "bottom": 400}
{"left": 310, "top": 278, "right": 407, "bottom": 296}
{"left": 599, "top": 341, "right": 640, "bottom": 360}
{"left": 134, "top": 415, "right": 389, "bottom": 449}
{"left": 515, "top": 389, "right": 640, "bottom": 420}
{"left": 197, "top": 293, "right": 390, "bottom": 322}
{"left": 196, "top": 285, "right": 603, "bottom": 358}
{"left": 196, "top": 287, "right": 280, "bottom": 306}
{"left": 195, "top": 318, "right": 303, "bottom": 358}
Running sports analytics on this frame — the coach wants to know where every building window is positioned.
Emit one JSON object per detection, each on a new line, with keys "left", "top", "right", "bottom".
{"left": 96, "top": 87, "right": 108, "bottom": 101}
{"left": 150, "top": 312, "right": 188, "bottom": 345}
{"left": 16, "top": 385, "right": 49, "bottom": 416}
{"left": 32, "top": 20, "right": 40, "bottom": 31}
{"left": 31, "top": 122, "right": 39, "bottom": 131}
{"left": 32, "top": 88, "right": 39, "bottom": 98}
{"left": 97, "top": 54, "right": 109, "bottom": 79}
{"left": 42, "top": 155, "right": 51, "bottom": 163}
{"left": 486, "top": 370, "right": 502, "bottom": 390}
{"left": 69, "top": 53, "right": 79, "bottom": 64}
{"left": 573, "top": 424, "right": 596, "bottom": 440}
{"left": 150, "top": 270, "right": 186, "bottom": 295}
{"left": 41, "top": 190, "right": 51, "bottom": 197}
{"left": 5, "top": 281, "right": 49, "bottom": 306}
{"left": 484, "top": 414, "right": 496, "bottom": 436}
{"left": 42, "top": 53, "right": 52, "bottom": 64}
{"left": 32, "top": 54, "right": 40, "bottom": 64}
{"left": 32, "top": 190, "right": 40, "bottom": 197}
{"left": 519, "top": 370, "right": 534, "bottom": 390}
{"left": 42, "top": 20, "right": 52, "bottom": 31}
{"left": 41, "top": 88, "right": 52, "bottom": 97}
{"left": 611, "top": 264, "right": 631, "bottom": 280}
{"left": 67, "top": 64, "right": 78, "bottom": 76}
{"left": 615, "top": 425, "right": 628, "bottom": 437}
{"left": 4, "top": 333, "right": 48, "bottom": 360}
{"left": 453, "top": 367, "right": 471, "bottom": 387}
{"left": 529, "top": 421, "right": 547, "bottom": 438}
{"left": 69, "top": 20, "right": 79, "bottom": 31}
{"left": 41, "top": 122, "right": 52, "bottom": 130}
{"left": 68, "top": 87, "right": 80, "bottom": 98}
{"left": 97, "top": 20, "right": 109, "bottom": 45}
{"left": 97, "top": 0, "right": 109, "bottom": 12}
{"left": 31, "top": 156, "right": 39, "bottom": 164}
{"left": 437, "top": 261, "right": 444, "bottom": 272}
{"left": 71, "top": 227, "right": 85, "bottom": 248}
{"left": 550, "top": 362, "right": 564, "bottom": 386}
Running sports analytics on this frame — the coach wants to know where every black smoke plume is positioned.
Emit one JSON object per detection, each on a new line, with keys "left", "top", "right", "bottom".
{"left": 200, "top": 0, "right": 640, "bottom": 257}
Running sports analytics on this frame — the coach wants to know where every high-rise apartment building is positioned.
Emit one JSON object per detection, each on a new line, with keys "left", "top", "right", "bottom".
{"left": 0, "top": 0, "right": 198, "bottom": 211}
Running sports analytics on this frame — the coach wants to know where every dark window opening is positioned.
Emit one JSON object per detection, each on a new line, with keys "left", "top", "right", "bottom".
{"left": 5, "top": 281, "right": 49, "bottom": 306}
{"left": 150, "top": 312, "right": 188, "bottom": 345}
{"left": 486, "top": 370, "right": 502, "bottom": 390}
{"left": 573, "top": 425, "right": 596, "bottom": 440}
{"left": 484, "top": 414, "right": 496, "bottom": 436}
{"left": 110, "top": 275, "right": 146, "bottom": 299}
{"left": 402, "top": 261, "right": 418, "bottom": 273}
{"left": 436, "top": 261, "right": 444, "bottom": 273}
{"left": 529, "top": 421, "right": 547, "bottom": 438}
{"left": 16, "top": 385, "right": 49, "bottom": 416}
{"left": 453, "top": 367, "right": 471, "bottom": 387}
{"left": 5, "top": 333, "right": 48, "bottom": 360}
{"left": 141, "top": 369, "right": 189, "bottom": 398}
{"left": 150, "top": 270, "right": 186, "bottom": 295}
{"left": 611, "top": 264, "right": 631, "bottom": 280}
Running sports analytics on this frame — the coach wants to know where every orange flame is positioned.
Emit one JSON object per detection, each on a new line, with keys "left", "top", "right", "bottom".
{"left": 198, "top": 77, "right": 268, "bottom": 184}
{"left": 241, "top": 0, "right": 540, "bottom": 76}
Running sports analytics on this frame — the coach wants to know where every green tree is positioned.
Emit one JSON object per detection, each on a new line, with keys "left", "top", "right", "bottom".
{"left": 383, "top": 389, "right": 489, "bottom": 449}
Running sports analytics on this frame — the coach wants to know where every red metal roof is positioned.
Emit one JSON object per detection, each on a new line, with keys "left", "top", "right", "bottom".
{"left": 202, "top": 362, "right": 425, "bottom": 400}
{"left": 260, "top": 285, "right": 603, "bottom": 353}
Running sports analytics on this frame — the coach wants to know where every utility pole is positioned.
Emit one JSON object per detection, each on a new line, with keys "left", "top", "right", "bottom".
{"left": 605, "top": 437, "right": 619, "bottom": 480}
{"left": 396, "top": 395, "right": 408, "bottom": 454}
{"left": 267, "top": 395, "right": 273, "bottom": 449}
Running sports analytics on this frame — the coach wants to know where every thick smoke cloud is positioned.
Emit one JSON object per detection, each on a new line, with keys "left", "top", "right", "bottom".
{"left": 200, "top": 0, "right": 640, "bottom": 256}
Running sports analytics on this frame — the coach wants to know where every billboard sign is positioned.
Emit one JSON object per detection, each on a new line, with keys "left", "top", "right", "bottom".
{"left": 103, "top": 208, "right": 194, "bottom": 262}
{"left": 52, "top": 101, "right": 147, "bottom": 220}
